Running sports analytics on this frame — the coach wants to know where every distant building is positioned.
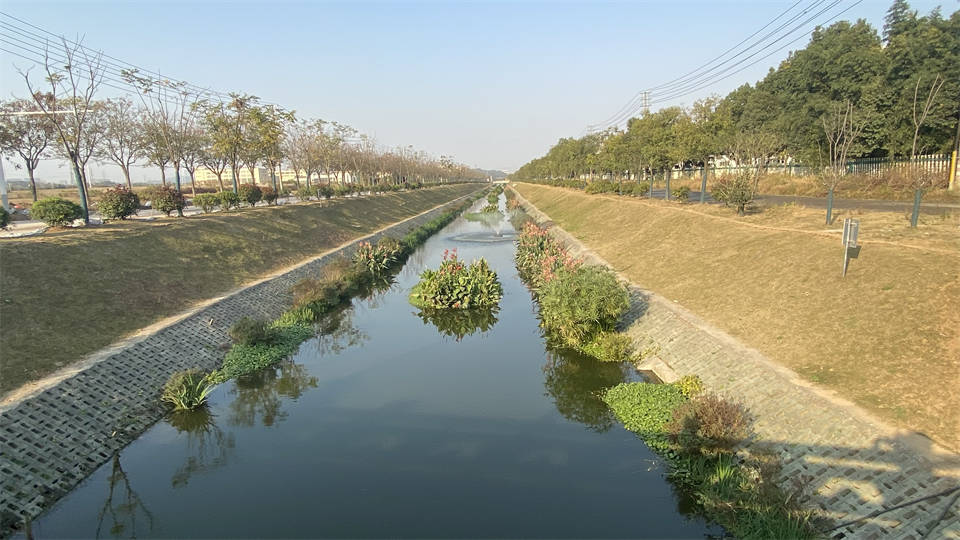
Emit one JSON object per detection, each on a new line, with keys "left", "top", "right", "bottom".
{"left": 192, "top": 167, "right": 354, "bottom": 189}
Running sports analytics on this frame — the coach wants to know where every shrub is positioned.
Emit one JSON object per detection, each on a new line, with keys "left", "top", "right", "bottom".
{"left": 672, "top": 185, "right": 691, "bottom": 202}
{"left": 487, "top": 191, "right": 499, "bottom": 205}
{"left": 481, "top": 204, "right": 499, "bottom": 213}
{"left": 666, "top": 393, "right": 752, "bottom": 456}
{"left": 97, "top": 185, "right": 140, "bottom": 220}
{"left": 292, "top": 258, "right": 367, "bottom": 314}
{"left": 31, "top": 197, "right": 83, "bottom": 226}
{"left": 229, "top": 317, "right": 274, "bottom": 346}
{"left": 409, "top": 250, "right": 503, "bottom": 309}
{"left": 632, "top": 182, "right": 650, "bottom": 196}
{"left": 333, "top": 184, "right": 352, "bottom": 197}
{"left": 585, "top": 180, "right": 617, "bottom": 194}
{"left": 0, "top": 206, "right": 9, "bottom": 229}
{"left": 161, "top": 369, "right": 216, "bottom": 411}
{"left": 238, "top": 183, "right": 262, "bottom": 206}
{"left": 317, "top": 185, "right": 334, "bottom": 199}
{"left": 296, "top": 188, "right": 313, "bottom": 202}
{"left": 538, "top": 265, "right": 629, "bottom": 347}
{"left": 193, "top": 193, "right": 219, "bottom": 213}
{"left": 579, "top": 331, "right": 634, "bottom": 362}
{"left": 218, "top": 190, "right": 241, "bottom": 211}
{"left": 152, "top": 186, "right": 187, "bottom": 216}
{"left": 676, "top": 374, "right": 705, "bottom": 398}
{"left": 712, "top": 174, "right": 756, "bottom": 215}
{"left": 261, "top": 186, "right": 278, "bottom": 205}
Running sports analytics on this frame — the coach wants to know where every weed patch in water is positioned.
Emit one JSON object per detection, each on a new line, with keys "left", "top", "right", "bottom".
{"left": 208, "top": 192, "right": 485, "bottom": 385}
{"left": 603, "top": 381, "right": 815, "bottom": 539}
{"left": 409, "top": 250, "right": 503, "bottom": 309}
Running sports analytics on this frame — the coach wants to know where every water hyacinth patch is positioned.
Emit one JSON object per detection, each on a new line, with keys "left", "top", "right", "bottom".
{"left": 409, "top": 249, "right": 503, "bottom": 309}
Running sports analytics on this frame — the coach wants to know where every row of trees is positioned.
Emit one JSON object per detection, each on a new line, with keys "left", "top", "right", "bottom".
{"left": 0, "top": 39, "right": 486, "bottom": 223}
{"left": 513, "top": 1, "right": 958, "bottom": 193}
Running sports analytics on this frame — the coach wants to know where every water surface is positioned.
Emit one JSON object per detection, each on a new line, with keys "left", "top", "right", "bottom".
{"left": 27, "top": 196, "right": 720, "bottom": 538}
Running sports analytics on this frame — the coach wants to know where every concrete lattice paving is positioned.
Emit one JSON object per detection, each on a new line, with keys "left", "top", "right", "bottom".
{"left": 514, "top": 188, "right": 960, "bottom": 539}
{"left": 0, "top": 198, "right": 468, "bottom": 537}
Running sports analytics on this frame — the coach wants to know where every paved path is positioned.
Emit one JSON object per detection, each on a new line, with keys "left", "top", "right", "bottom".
{"left": 0, "top": 193, "right": 475, "bottom": 537}
{"left": 512, "top": 187, "right": 960, "bottom": 539}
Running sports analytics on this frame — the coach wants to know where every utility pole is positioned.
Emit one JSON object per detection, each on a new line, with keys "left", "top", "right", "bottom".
{"left": 641, "top": 92, "right": 650, "bottom": 116}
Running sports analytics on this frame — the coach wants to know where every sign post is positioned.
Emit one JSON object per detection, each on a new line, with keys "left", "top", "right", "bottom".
{"left": 841, "top": 218, "right": 860, "bottom": 277}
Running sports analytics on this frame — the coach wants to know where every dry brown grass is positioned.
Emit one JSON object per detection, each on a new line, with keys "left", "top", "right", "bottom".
{"left": 635, "top": 172, "right": 960, "bottom": 203}
{"left": 516, "top": 183, "right": 960, "bottom": 450}
{"left": 0, "top": 184, "right": 477, "bottom": 395}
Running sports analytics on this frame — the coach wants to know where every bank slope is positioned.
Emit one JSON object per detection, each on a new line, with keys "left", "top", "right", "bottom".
{"left": 0, "top": 184, "right": 479, "bottom": 394}
{"left": 514, "top": 182, "right": 960, "bottom": 450}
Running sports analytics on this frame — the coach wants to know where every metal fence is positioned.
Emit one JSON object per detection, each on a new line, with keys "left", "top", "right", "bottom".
{"left": 673, "top": 154, "right": 953, "bottom": 182}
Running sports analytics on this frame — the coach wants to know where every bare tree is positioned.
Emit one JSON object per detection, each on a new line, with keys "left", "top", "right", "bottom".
{"left": 20, "top": 38, "right": 104, "bottom": 223}
{"left": 74, "top": 101, "right": 107, "bottom": 194}
{"left": 0, "top": 96, "right": 55, "bottom": 201}
{"left": 98, "top": 97, "right": 146, "bottom": 189}
{"left": 820, "top": 101, "right": 865, "bottom": 224}
{"left": 908, "top": 74, "right": 945, "bottom": 227}
{"left": 143, "top": 121, "right": 170, "bottom": 186}
{"left": 181, "top": 124, "right": 206, "bottom": 196}
{"left": 123, "top": 71, "right": 201, "bottom": 215}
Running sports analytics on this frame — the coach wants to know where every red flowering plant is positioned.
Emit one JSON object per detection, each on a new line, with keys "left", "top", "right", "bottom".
{"left": 353, "top": 237, "right": 405, "bottom": 276}
{"left": 409, "top": 249, "right": 503, "bottom": 309}
{"left": 515, "top": 222, "right": 582, "bottom": 288}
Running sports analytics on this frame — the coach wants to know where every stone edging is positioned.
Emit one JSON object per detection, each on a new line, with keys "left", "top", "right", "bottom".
{"left": 0, "top": 190, "right": 479, "bottom": 537}
{"left": 509, "top": 185, "right": 959, "bottom": 539}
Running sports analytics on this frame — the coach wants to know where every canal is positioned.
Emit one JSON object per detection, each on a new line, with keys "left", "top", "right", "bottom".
{"left": 26, "top": 194, "right": 721, "bottom": 538}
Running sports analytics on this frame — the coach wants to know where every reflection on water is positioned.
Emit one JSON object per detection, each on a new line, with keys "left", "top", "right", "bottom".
{"left": 463, "top": 209, "right": 506, "bottom": 237}
{"left": 165, "top": 408, "right": 235, "bottom": 489}
{"left": 542, "top": 347, "right": 633, "bottom": 433}
{"left": 415, "top": 306, "right": 499, "bottom": 341}
{"left": 94, "top": 455, "right": 154, "bottom": 539}
{"left": 27, "top": 194, "right": 721, "bottom": 539}
{"left": 228, "top": 360, "right": 319, "bottom": 427}
{"left": 313, "top": 307, "right": 368, "bottom": 357}
{"left": 355, "top": 275, "right": 395, "bottom": 309}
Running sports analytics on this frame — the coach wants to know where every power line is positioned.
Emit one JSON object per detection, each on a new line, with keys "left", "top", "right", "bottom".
{"left": 591, "top": 0, "right": 844, "bottom": 131}
{"left": 0, "top": 11, "right": 231, "bottom": 102}
{"left": 0, "top": 34, "right": 195, "bottom": 108}
{"left": 646, "top": 0, "right": 852, "bottom": 103}
{"left": 587, "top": 0, "right": 860, "bottom": 133}
{"left": 587, "top": 0, "right": 810, "bottom": 131}
{"left": 646, "top": 0, "right": 862, "bottom": 106}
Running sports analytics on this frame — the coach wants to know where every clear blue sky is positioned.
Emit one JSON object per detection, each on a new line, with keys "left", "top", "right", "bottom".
{"left": 0, "top": 0, "right": 948, "bottom": 182}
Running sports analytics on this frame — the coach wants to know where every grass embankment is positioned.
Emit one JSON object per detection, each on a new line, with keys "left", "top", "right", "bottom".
{"left": 514, "top": 182, "right": 960, "bottom": 450}
{"left": 0, "top": 184, "right": 479, "bottom": 395}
